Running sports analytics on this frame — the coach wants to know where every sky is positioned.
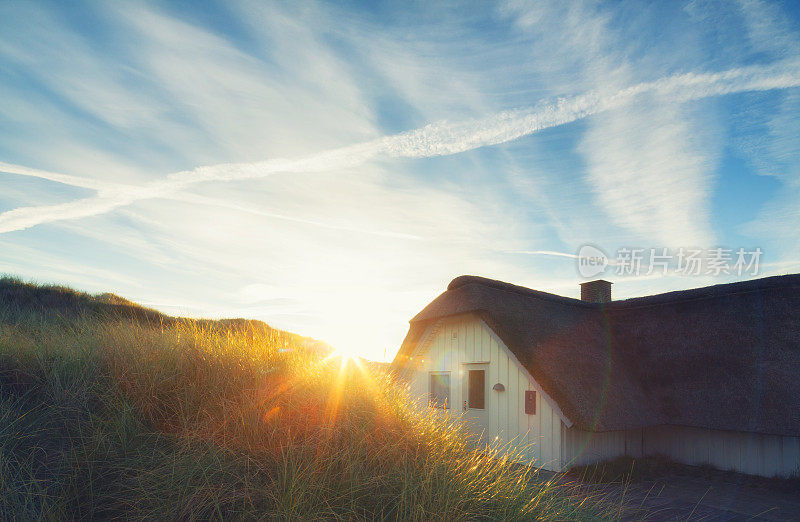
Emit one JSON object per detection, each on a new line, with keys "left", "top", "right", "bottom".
{"left": 1, "top": 1, "right": 800, "bottom": 361}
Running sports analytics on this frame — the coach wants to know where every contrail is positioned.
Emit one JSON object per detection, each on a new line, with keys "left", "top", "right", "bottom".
{"left": 508, "top": 249, "right": 627, "bottom": 267}
{"left": 0, "top": 161, "right": 116, "bottom": 191}
{"left": 2, "top": 60, "right": 799, "bottom": 234}
{"left": 507, "top": 250, "right": 580, "bottom": 259}
{"left": 0, "top": 161, "right": 424, "bottom": 240}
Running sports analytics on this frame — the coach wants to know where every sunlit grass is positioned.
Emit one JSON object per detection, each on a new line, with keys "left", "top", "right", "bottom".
{"left": 0, "top": 299, "right": 612, "bottom": 519}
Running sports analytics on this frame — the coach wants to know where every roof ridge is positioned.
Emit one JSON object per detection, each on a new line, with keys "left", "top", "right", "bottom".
{"left": 610, "top": 273, "right": 800, "bottom": 309}
{"left": 447, "top": 275, "right": 590, "bottom": 306}
{"left": 447, "top": 273, "right": 800, "bottom": 308}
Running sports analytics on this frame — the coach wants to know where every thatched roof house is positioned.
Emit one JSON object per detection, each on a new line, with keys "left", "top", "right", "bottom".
{"left": 391, "top": 274, "right": 800, "bottom": 476}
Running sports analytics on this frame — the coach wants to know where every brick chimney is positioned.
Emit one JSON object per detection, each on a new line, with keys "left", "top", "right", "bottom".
{"left": 580, "top": 280, "right": 612, "bottom": 303}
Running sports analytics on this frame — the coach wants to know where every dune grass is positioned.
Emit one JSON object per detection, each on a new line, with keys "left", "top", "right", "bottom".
{"left": 0, "top": 297, "right": 609, "bottom": 519}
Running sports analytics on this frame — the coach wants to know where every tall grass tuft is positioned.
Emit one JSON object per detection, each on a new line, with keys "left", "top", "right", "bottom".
{"left": 0, "top": 291, "right": 609, "bottom": 520}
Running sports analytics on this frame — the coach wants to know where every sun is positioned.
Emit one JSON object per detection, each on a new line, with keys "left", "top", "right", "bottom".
{"left": 331, "top": 345, "right": 361, "bottom": 362}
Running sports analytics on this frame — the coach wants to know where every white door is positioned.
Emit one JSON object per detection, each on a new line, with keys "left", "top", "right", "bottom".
{"left": 461, "top": 363, "right": 489, "bottom": 446}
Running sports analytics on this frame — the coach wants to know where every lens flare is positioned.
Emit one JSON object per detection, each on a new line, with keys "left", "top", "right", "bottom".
{"left": 330, "top": 345, "right": 362, "bottom": 362}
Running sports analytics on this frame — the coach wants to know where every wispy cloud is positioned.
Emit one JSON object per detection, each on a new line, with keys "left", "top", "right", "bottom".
{"left": 501, "top": 1, "right": 749, "bottom": 249}
{"left": 730, "top": 0, "right": 800, "bottom": 262}
{"left": 2, "top": 1, "right": 800, "bottom": 361}
{"left": 3, "top": 59, "right": 799, "bottom": 235}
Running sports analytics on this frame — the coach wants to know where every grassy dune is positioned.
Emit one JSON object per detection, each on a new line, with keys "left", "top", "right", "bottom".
{"left": 0, "top": 278, "right": 606, "bottom": 520}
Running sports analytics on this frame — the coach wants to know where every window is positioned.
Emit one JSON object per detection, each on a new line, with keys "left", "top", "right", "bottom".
{"left": 468, "top": 370, "right": 485, "bottom": 409}
{"left": 429, "top": 372, "right": 450, "bottom": 409}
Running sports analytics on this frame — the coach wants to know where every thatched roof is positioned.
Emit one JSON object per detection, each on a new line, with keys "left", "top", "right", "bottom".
{"left": 392, "top": 274, "right": 800, "bottom": 436}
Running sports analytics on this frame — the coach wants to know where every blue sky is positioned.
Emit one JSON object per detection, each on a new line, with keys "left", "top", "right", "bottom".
{"left": 1, "top": 1, "right": 799, "bottom": 360}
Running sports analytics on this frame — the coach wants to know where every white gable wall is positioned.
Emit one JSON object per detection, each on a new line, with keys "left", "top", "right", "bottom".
{"left": 407, "top": 313, "right": 566, "bottom": 471}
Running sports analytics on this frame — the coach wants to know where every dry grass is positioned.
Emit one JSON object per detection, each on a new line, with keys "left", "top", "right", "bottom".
{"left": 0, "top": 280, "right": 610, "bottom": 520}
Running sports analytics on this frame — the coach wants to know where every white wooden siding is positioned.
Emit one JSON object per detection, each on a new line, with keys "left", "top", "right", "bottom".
{"left": 407, "top": 314, "right": 565, "bottom": 471}
{"left": 562, "top": 424, "right": 800, "bottom": 477}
